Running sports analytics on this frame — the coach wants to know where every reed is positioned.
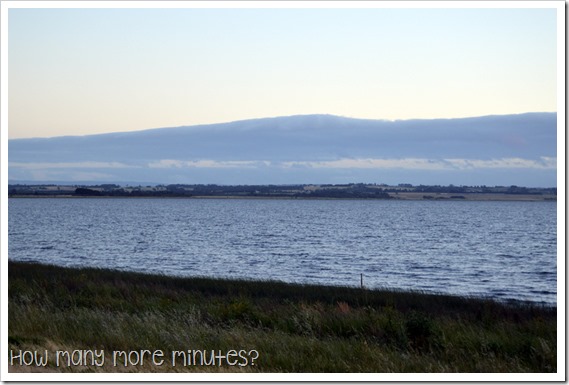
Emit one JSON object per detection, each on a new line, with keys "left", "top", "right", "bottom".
{"left": 8, "top": 260, "right": 556, "bottom": 373}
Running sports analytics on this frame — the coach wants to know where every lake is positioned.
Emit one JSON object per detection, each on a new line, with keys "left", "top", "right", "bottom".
{"left": 8, "top": 198, "right": 557, "bottom": 305}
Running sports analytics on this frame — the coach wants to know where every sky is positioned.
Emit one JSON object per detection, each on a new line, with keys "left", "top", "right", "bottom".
{"left": 7, "top": 2, "right": 559, "bottom": 139}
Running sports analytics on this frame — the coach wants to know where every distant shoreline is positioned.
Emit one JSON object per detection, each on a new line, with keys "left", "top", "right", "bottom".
{"left": 8, "top": 193, "right": 557, "bottom": 201}
{"left": 8, "top": 182, "right": 556, "bottom": 201}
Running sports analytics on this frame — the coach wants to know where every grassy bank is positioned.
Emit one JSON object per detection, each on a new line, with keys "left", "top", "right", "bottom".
{"left": 8, "top": 261, "right": 556, "bottom": 373}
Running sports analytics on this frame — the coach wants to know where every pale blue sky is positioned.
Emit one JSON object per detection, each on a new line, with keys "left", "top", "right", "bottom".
{"left": 8, "top": 5, "right": 558, "bottom": 139}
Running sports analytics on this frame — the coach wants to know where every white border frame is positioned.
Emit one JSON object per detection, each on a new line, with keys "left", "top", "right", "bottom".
{"left": 1, "top": 0, "right": 565, "bottom": 382}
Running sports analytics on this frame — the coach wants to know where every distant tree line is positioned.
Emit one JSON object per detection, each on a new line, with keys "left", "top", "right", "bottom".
{"left": 7, "top": 183, "right": 556, "bottom": 199}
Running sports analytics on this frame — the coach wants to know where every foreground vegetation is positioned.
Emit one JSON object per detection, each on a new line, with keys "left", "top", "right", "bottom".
{"left": 8, "top": 261, "right": 556, "bottom": 373}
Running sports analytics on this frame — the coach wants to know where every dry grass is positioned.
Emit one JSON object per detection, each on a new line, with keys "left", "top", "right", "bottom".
{"left": 8, "top": 261, "right": 556, "bottom": 373}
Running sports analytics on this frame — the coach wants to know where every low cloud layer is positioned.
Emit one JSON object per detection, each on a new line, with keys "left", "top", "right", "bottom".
{"left": 288, "top": 156, "right": 557, "bottom": 170}
{"left": 141, "top": 157, "right": 557, "bottom": 171}
{"left": 8, "top": 113, "right": 557, "bottom": 186}
{"left": 9, "top": 161, "right": 136, "bottom": 170}
{"left": 147, "top": 160, "right": 268, "bottom": 169}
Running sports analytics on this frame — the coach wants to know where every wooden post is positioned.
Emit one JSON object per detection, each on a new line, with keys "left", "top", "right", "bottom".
{"left": 360, "top": 273, "right": 363, "bottom": 289}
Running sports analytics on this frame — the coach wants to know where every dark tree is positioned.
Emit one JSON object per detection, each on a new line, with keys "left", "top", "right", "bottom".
{"left": 75, "top": 188, "right": 102, "bottom": 196}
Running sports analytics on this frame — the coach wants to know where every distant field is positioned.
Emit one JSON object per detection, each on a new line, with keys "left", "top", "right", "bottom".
{"left": 8, "top": 261, "right": 556, "bottom": 374}
{"left": 390, "top": 192, "right": 557, "bottom": 201}
{"left": 8, "top": 193, "right": 557, "bottom": 201}
{"left": 8, "top": 183, "right": 556, "bottom": 201}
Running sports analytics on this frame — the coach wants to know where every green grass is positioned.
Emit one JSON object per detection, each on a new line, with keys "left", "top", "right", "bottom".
{"left": 8, "top": 260, "right": 556, "bottom": 372}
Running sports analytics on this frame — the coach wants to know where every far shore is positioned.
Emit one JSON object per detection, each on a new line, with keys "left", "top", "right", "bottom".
{"left": 9, "top": 183, "right": 556, "bottom": 201}
{"left": 8, "top": 193, "right": 557, "bottom": 201}
{"left": 388, "top": 192, "right": 556, "bottom": 201}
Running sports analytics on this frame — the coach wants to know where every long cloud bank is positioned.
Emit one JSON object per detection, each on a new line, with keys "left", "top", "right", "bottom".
{"left": 10, "top": 157, "right": 556, "bottom": 171}
{"left": 141, "top": 157, "right": 557, "bottom": 171}
{"left": 8, "top": 113, "right": 557, "bottom": 186}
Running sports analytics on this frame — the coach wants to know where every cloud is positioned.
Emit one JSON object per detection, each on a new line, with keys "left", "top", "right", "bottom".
{"left": 148, "top": 159, "right": 271, "bottom": 169}
{"left": 10, "top": 156, "right": 556, "bottom": 186}
{"left": 9, "top": 161, "right": 135, "bottom": 169}
{"left": 11, "top": 157, "right": 556, "bottom": 174}
{"left": 282, "top": 158, "right": 447, "bottom": 170}
{"left": 443, "top": 157, "right": 557, "bottom": 170}
{"left": 28, "top": 170, "right": 115, "bottom": 181}
{"left": 282, "top": 157, "right": 557, "bottom": 170}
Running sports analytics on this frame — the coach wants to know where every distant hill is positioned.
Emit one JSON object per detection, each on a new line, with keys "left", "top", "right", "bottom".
{"left": 8, "top": 113, "right": 557, "bottom": 187}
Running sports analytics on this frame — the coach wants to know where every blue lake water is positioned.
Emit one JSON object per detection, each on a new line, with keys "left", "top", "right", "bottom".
{"left": 8, "top": 198, "right": 557, "bottom": 305}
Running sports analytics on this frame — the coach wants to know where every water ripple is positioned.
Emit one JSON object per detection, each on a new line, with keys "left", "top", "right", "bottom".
{"left": 8, "top": 198, "right": 557, "bottom": 305}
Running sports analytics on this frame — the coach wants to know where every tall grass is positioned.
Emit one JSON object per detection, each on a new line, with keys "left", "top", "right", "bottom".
{"left": 8, "top": 261, "right": 556, "bottom": 372}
